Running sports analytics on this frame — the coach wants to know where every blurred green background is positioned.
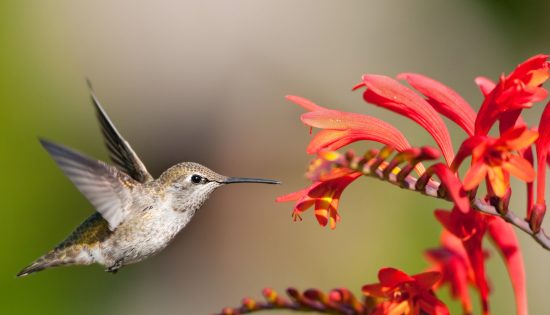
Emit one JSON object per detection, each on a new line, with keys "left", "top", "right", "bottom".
{"left": 2, "top": 1, "right": 550, "bottom": 314}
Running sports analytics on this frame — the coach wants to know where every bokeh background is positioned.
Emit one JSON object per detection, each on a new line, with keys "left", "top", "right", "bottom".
{"left": 2, "top": 1, "right": 550, "bottom": 314}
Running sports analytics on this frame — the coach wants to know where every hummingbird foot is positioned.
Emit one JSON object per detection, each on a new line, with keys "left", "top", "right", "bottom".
{"left": 106, "top": 260, "right": 123, "bottom": 274}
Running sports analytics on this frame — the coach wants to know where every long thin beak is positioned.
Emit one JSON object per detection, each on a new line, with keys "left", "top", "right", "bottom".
{"left": 222, "top": 177, "right": 281, "bottom": 185}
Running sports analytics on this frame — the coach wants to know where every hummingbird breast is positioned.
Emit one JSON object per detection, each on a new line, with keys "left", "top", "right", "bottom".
{"left": 97, "top": 204, "right": 194, "bottom": 267}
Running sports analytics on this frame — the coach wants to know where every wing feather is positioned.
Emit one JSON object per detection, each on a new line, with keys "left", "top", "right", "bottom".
{"left": 40, "top": 139, "right": 136, "bottom": 230}
{"left": 87, "top": 81, "right": 153, "bottom": 183}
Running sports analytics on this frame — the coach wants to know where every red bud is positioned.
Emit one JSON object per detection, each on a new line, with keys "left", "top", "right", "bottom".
{"left": 529, "top": 203, "right": 546, "bottom": 233}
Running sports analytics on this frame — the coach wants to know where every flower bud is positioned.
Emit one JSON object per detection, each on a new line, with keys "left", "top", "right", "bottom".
{"left": 529, "top": 203, "right": 547, "bottom": 233}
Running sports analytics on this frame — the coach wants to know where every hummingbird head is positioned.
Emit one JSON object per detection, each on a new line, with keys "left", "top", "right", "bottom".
{"left": 160, "top": 162, "right": 279, "bottom": 212}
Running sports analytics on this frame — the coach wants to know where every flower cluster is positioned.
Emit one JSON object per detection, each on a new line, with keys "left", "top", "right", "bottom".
{"left": 272, "top": 55, "right": 549, "bottom": 314}
{"left": 215, "top": 55, "right": 549, "bottom": 314}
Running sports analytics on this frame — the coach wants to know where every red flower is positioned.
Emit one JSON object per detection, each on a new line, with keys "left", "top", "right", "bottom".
{"left": 535, "top": 101, "right": 550, "bottom": 207}
{"left": 435, "top": 208, "right": 491, "bottom": 314}
{"left": 528, "top": 100, "right": 550, "bottom": 231}
{"left": 286, "top": 95, "right": 413, "bottom": 154}
{"left": 354, "top": 75, "right": 455, "bottom": 165}
{"left": 487, "top": 217, "right": 528, "bottom": 315}
{"left": 279, "top": 95, "right": 423, "bottom": 229}
{"left": 362, "top": 268, "right": 449, "bottom": 315}
{"left": 398, "top": 73, "right": 477, "bottom": 136}
{"left": 279, "top": 55, "right": 545, "bottom": 315}
{"left": 435, "top": 208, "right": 528, "bottom": 315}
{"left": 453, "top": 126, "right": 538, "bottom": 197}
{"left": 276, "top": 168, "right": 361, "bottom": 229}
{"left": 425, "top": 231, "right": 475, "bottom": 314}
{"left": 475, "top": 54, "right": 550, "bottom": 135}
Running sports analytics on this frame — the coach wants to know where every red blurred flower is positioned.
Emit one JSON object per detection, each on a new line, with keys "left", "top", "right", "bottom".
{"left": 475, "top": 54, "right": 550, "bottom": 135}
{"left": 435, "top": 208, "right": 491, "bottom": 314}
{"left": 276, "top": 168, "right": 361, "bottom": 229}
{"left": 435, "top": 208, "right": 528, "bottom": 315}
{"left": 362, "top": 268, "right": 449, "bottom": 315}
{"left": 453, "top": 126, "right": 538, "bottom": 197}
{"left": 487, "top": 217, "right": 528, "bottom": 315}
{"left": 425, "top": 231, "right": 475, "bottom": 314}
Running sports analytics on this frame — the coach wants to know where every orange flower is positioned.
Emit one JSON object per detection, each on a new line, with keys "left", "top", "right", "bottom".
{"left": 475, "top": 54, "right": 550, "bottom": 135}
{"left": 453, "top": 126, "right": 538, "bottom": 197}
{"left": 362, "top": 268, "right": 449, "bottom": 315}
{"left": 355, "top": 74, "right": 456, "bottom": 165}
{"left": 276, "top": 169, "right": 360, "bottom": 229}
{"left": 286, "top": 95, "right": 413, "bottom": 154}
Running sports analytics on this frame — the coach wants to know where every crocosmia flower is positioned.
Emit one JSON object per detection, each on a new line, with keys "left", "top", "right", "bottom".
{"left": 270, "top": 54, "right": 547, "bottom": 315}
{"left": 475, "top": 54, "right": 550, "bottom": 135}
{"left": 453, "top": 126, "right": 538, "bottom": 197}
{"left": 362, "top": 268, "right": 449, "bottom": 315}
{"left": 276, "top": 169, "right": 361, "bottom": 229}
{"left": 286, "top": 95, "right": 413, "bottom": 154}
{"left": 425, "top": 231, "right": 475, "bottom": 314}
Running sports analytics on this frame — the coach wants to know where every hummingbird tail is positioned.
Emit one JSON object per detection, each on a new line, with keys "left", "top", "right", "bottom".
{"left": 17, "top": 260, "right": 50, "bottom": 277}
{"left": 17, "top": 247, "right": 93, "bottom": 277}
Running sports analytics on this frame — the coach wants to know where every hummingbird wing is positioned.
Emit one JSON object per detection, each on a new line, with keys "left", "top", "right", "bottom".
{"left": 40, "top": 139, "right": 136, "bottom": 231}
{"left": 87, "top": 81, "right": 154, "bottom": 183}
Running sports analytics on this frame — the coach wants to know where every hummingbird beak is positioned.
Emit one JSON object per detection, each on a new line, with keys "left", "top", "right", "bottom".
{"left": 222, "top": 177, "right": 280, "bottom": 185}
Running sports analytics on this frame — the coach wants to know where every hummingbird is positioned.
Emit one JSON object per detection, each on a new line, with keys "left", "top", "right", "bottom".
{"left": 17, "top": 84, "right": 279, "bottom": 277}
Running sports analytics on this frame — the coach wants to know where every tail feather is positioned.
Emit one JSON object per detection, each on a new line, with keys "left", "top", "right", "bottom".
{"left": 17, "top": 247, "right": 92, "bottom": 277}
{"left": 17, "top": 261, "right": 52, "bottom": 277}
{"left": 18, "top": 252, "right": 72, "bottom": 277}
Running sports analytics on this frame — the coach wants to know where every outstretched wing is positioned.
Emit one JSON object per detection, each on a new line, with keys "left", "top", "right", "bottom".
{"left": 40, "top": 139, "right": 137, "bottom": 230}
{"left": 87, "top": 81, "right": 153, "bottom": 183}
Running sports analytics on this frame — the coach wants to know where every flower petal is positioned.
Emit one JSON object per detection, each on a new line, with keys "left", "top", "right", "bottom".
{"left": 412, "top": 271, "right": 441, "bottom": 289}
{"left": 314, "top": 199, "right": 330, "bottom": 227}
{"left": 487, "top": 166, "right": 507, "bottom": 197}
{"left": 301, "top": 110, "right": 412, "bottom": 153}
{"left": 523, "top": 147, "right": 535, "bottom": 216}
{"left": 500, "top": 127, "right": 538, "bottom": 150}
{"left": 475, "top": 76, "right": 496, "bottom": 96}
{"left": 417, "top": 293, "right": 451, "bottom": 315}
{"left": 508, "top": 54, "right": 549, "bottom": 83}
{"left": 431, "top": 163, "right": 470, "bottom": 213}
{"left": 276, "top": 187, "right": 310, "bottom": 202}
{"left": 463, "top": 162, "right": 488, "bottom": 191}
{"left": 451, "top": 135, "right": 487, "bottom": 171}
{"left": 425, "top": 231, "right": 473, "bottom": 313}
{"left": 356, "top": 74, "right": 455, "bottom": 165}
{"left": 361, "top": 283, "right": 387, "bottom": 297}
{"left": 398, "top": 73, "right": 476, "bottom": 136}
{"left": 475, "top": 55, "right": 550, "bottom": 135}
{"left": 434, "top": 209, "right": 455, "bottom": 235}
{"left": 462, "top": 233, "right": 490, "bottom": 314}
{"left": 503, "top": 155, "right": 535, "bottom": 182}
{"left": 306, "top": 129, "right": 349, "bottom": 153}
{"left": 378, "top": 268, "right": 415, "bottom": 288}
{"left": 487, "top": 218, "right": 527, "bottom": 315}
{"left": 536, "top": 101, "right": 550, "bottom": 204}
{"left": 286, "top": 95, "right": 326, "bottom": 111}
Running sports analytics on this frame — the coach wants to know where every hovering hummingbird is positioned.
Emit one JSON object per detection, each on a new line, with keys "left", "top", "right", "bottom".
{"left": 17, "top": 84, "right": 279, "bottom": 277}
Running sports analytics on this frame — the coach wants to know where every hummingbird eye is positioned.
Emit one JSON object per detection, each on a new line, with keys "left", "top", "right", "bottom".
{"left": 191, "top": 174, "right": 203, "bottom": 184}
